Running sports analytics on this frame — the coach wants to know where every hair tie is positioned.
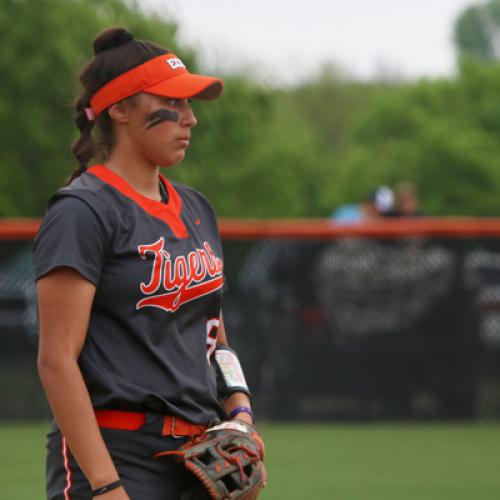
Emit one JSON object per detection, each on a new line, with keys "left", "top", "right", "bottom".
{"left": 84, "top": 107, "right": 95, "bottom": 121}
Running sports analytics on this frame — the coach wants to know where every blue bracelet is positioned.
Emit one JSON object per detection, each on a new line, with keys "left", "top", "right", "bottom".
{"left": 228, "top": 406, "right": 254, "bottom": 422}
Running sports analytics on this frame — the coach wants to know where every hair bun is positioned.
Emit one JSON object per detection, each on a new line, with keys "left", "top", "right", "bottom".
{"left": 93, "top": 27, "right": 135, "bottom": 55}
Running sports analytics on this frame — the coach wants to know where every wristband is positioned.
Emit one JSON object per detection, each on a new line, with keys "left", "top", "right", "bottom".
{"left": 92, "top": 479, "right": 123, "bottom": 497}
{"left": 228, "top": 406, "right": 254, "bottom": 422}
{"left": 214, "top": 345, "right": 251, "bottom": 402}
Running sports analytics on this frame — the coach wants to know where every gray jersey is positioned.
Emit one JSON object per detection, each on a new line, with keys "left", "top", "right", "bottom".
{"left": 34, "top": 165, "right": 225, "bottom": 424}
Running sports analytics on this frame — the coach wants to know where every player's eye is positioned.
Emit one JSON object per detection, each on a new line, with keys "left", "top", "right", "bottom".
{"left": 166, "top": 98, "right": 180, "bottom": 107}
{"left": 166, "top": 98, "right": 192, "bottom": 108}
{"left": 163, "top": 98, "right": 193, "bottom": 110}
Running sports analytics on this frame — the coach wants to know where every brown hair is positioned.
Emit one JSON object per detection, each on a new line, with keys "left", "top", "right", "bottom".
{"left": 69, "top": 27, "right": 169, "bottom": 182}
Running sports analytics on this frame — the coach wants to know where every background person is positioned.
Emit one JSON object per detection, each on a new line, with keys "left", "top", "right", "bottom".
{"left": 330, "top": 185, "right": 395, "bottom": 223}
{"left": 393, "top": 181, "right": 422, "bottom": 217}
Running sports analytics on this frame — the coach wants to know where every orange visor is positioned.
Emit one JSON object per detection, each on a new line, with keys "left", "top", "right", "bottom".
{"left": 89, "top": 53, "right": 223, "bottom": 117}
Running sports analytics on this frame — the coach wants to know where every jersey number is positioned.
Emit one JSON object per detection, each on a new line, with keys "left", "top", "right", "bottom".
{"left": 206, "top": 318, "right": 220, "bottom": 364}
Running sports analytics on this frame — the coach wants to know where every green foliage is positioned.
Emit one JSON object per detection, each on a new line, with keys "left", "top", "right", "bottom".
{"left": 284, "top": 69, "right": 395, "bottom": 214}
{"left": 337, "top": 60, "right": 500, "bottom": 215}
{"left": 290, "top": 65, "right": 390, "bottom": 155}
{"left": 3, "top": 0, "right": 500, "bottom": 218}
{"left": 0, "top": 0, "right": 182, "bottom": 216}
{"left": 170, "top": 79, "right": 328, "bottom": 217}
{"left": 0, "top": 0, "right": 331, "bottom": 218}
{"left": 455, "top": 4, "right": 494, "bottom": 61}
{"left": 454, "top": 0, "right": 500, "bottom": 61}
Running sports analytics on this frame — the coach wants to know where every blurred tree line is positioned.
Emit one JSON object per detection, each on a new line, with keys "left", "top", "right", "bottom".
{"left": 2, "top": 0, "right": 500, "bottom": 218}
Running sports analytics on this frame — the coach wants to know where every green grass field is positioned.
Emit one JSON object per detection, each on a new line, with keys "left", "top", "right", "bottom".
{"left": 1, "top": 422, "right": 499, "bottom": 500}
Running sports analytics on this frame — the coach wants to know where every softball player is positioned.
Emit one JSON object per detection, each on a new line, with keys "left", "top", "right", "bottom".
{"left": 34, "top": 27, "right": 254, "bottom": 499}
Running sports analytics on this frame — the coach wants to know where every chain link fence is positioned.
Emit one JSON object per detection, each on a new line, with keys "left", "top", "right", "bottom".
{"left": 2, "top": 220, "right": 500, "bottom": 420}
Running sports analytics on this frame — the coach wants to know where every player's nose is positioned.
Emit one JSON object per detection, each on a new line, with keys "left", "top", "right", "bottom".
{"left": 181, "top": 105, "right": 197, "bottom": 128}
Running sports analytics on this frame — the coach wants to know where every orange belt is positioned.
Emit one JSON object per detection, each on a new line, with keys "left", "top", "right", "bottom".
{"left": 95, "top": 409, "right": 206, "bottom": 437}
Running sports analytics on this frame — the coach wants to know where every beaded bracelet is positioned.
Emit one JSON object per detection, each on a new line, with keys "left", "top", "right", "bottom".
{"left": 228, "top": 406, "right": 254, "bottom": 422}
{"left": 92, "top": 479, "right": 123, "bottom": 497}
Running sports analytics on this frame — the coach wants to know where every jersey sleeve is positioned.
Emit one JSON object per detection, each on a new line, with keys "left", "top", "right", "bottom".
{"left": 33, "top": 194, "right": 109, "bottom": 286}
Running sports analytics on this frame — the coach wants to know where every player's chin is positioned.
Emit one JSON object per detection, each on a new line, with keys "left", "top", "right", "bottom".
{"left": 158, "top": 151, "right": 187, "bottom": 168}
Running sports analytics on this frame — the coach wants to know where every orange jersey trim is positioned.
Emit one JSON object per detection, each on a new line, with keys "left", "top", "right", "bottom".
{"left": 87, "top": 165, "right": 188, "bottom": 239}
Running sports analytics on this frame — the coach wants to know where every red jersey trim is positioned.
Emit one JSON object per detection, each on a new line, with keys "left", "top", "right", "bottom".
{"left": 87, "top": 165, "right": 188, "bottom": 239}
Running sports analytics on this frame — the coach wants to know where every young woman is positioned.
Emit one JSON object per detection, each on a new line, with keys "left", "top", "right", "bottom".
{"left": 34, "top": 27, "right": 255, "bottom": 499}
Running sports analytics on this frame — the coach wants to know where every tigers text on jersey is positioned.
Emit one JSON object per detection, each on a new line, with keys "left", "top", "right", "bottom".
{"left": 33, "top": 165, "right": 226, "bottom": 425}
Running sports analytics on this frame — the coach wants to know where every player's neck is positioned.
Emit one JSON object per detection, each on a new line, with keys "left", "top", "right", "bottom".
{"left": 104, "top": 152, "right": 161, "bottom": 202}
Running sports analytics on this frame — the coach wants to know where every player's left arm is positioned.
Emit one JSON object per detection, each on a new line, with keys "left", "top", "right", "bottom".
{"left": 216, "top": 313, "right": 253, "bottom": 424}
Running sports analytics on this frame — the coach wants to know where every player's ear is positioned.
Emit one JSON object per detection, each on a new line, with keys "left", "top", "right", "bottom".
{"left": 108, "top": 101, "right": 131, "bottom": 124}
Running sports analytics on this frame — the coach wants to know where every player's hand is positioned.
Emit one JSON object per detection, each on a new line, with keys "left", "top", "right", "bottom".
{"left": 93, "top": 486, "right": 130, "bottom": 499}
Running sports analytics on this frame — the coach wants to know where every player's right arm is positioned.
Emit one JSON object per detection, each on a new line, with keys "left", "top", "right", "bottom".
{"left": 37, "top": 267, "right": 129, "bottom": 499}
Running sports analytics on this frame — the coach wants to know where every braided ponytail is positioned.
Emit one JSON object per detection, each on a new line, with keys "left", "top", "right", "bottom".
{"left": 67, "top": 27, "right": 169, "bottom": 183}
{"left": 68, "top": 92, "right": 96, "bottom": 182}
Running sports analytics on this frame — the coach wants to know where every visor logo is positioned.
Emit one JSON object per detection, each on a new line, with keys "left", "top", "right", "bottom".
{"left": 166, "top": 58, "right": 185, "bottom": 70}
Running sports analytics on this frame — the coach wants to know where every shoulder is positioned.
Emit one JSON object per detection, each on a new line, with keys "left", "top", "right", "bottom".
{"left": 171, "top": 181, "right": 221, "bottom": 241}
{"left": 47, "top": 170, "right": 121, "bottom": 227}
{"left": 33, "top": 174, "right": 115, "bottom": 284}
{"left": 171, "top": 181, "right": 217, "bottom": 221}
{"left": 49, "top": 171, "right": 107, "bottom": 210}
{"left": 36, "top": 171, "right": 121, "bottom": 249}
{"left": 171, "top": 181, "right": 217, "bottom": 216}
